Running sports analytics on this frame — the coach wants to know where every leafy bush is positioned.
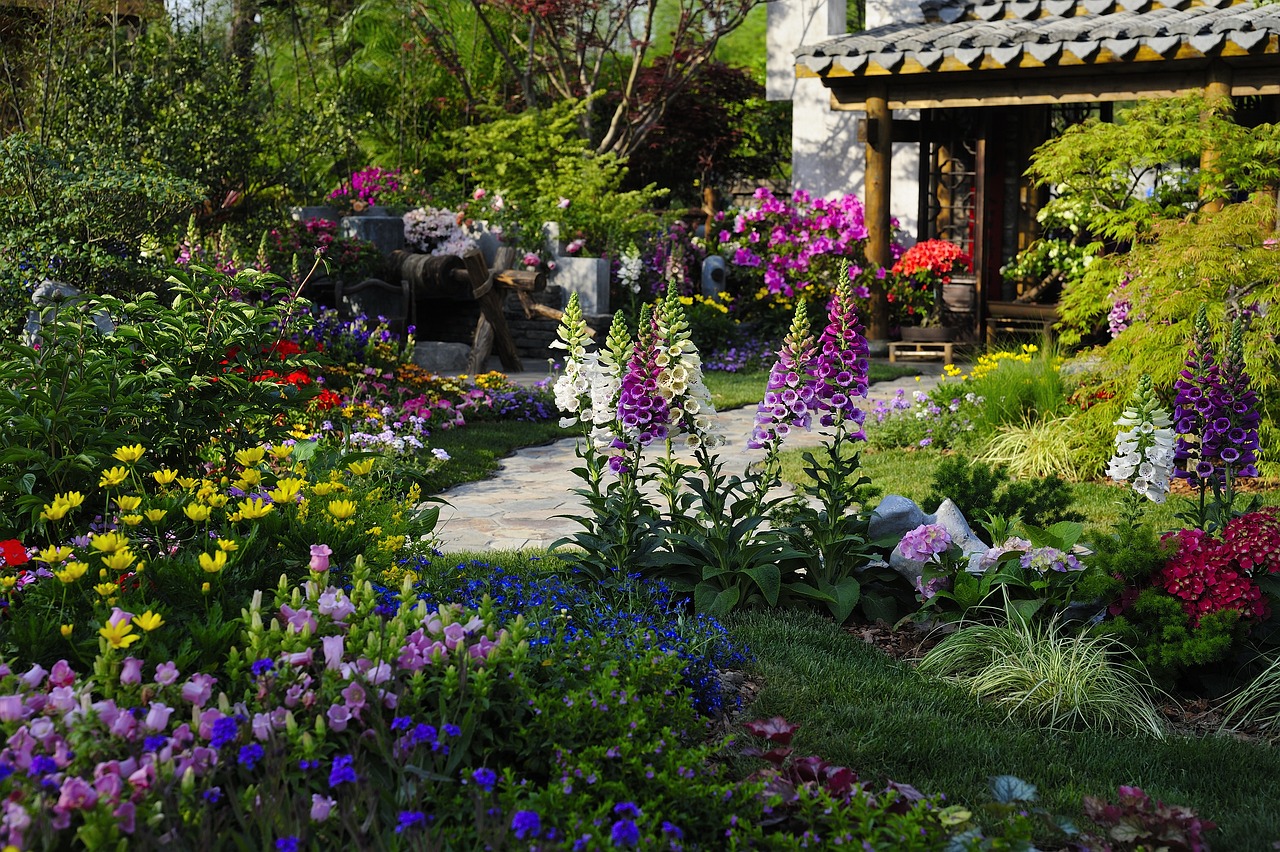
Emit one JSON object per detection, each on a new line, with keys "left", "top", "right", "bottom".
{"left": 0, "top": 269, "right": 320, "bottom": 533}
{"left": 0, "top": 134, "right": 203, "bottom": 332}
{"left": 451, "top": 99, "right": 662, "bottom": 256}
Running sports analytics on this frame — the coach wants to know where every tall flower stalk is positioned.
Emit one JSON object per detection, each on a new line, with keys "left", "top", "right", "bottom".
{"left": 748, "top": 273, "right": 875, "bottom": 623}
{"left": 1106, "top": 374, "right": 1175, "bottom": 526}
{"left": 1173, "top": 307, "right": 1262, "bottom": 530}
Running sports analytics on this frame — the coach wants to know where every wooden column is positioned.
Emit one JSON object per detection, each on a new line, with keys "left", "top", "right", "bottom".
{"left": 1200, "top": 62, "right": 1232, "bottom": 213}
{"left": 865, "top": 85, "right": 892, "bottom": 342}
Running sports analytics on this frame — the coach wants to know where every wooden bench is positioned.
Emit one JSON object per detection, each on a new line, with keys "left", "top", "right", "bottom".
{"left": 888, "top": 341, "right": 954, "bottom": 365}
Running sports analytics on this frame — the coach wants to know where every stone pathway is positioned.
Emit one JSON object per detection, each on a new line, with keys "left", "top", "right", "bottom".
{"left": 435, "top": 360, "right": 957, "bottom": 551}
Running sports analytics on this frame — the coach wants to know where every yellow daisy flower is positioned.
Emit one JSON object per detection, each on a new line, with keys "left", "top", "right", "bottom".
{"left": 326, "top": 499, "right": 358, "bottom": 521}
{"left": 145, "top": 508, "right": 168, "bottom": 522}
{"left": 37, "top": 545, "right": 74, "bottom": 564}
{"left": 132, "top": 610, "right": 164, "bottom": 632}
{"left": 237, "top": 498, "right": 274, "bottom": 520}
{"left": 234, "top": 447, "right": 266, "bottom": 467}
{"left": 99, "top": 619, "right": 140, "bottom": 650}
{"left": 120, "top": 514, "right": 143, "bottom": 527}
{"left": 90, "top": 532, "right": 128, "bottom": 553}
{"left": 183, "top": 503, "right": 212, "bottom": 522}
{"left": 199, "top": 550, "right": 228, "bottom": 574}
{"left": 99, "top": 467, "right": 129, "bottom": 488}
{"left": 112, "top": 444, "right": 146, "bottom": 464}
{"left": 116, "top": 495, "right": 143, "bottom": 512}
{"left": 55, "top": 562, "right": 89, "bottom": 584}
{"left": 101, "top": 549, "right": 137, "bottom": 572}
{"left": 153, "top": 469, "right": 179, "bottom": 486}
{"left": 347, "top": 458, "right": 375, "bottom": 476}
{"left": 216, "top": 538, "right": 239, "bottom": 552}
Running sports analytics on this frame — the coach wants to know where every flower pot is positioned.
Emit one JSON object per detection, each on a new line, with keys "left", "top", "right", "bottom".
{"left": 900, "top": 326, "right": 954, "bottom": 343}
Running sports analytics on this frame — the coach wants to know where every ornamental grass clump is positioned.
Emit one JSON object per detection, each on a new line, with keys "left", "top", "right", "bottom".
{"left": 918, "top": 608, "right": 1167, "bottom": 738}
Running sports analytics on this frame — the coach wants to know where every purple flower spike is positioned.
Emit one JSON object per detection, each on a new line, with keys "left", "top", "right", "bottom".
{"left": 813, "top": 275, "right": 871, "bottom": 432}
{"left": 748, "top": 302, "right": 819, "bottom": 452}
{"left": 1172, "top": 308, "right": 1260, "bottom": 486}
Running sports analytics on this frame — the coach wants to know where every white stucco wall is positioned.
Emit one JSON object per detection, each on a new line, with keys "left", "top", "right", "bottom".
{"left": 769, "top": 0, "right": 922, "bottom": 241}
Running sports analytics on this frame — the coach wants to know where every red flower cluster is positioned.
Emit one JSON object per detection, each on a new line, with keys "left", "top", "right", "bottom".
{"left": 1221, "top": 507, "right": 1280, "bottom": 575}
{"left": 891, "top": 239, "right": 971, "bottom": 281}
{"left": 310, "top": 388, "right": 344, "bottom": 411}
{"left": 1158, "top": 524, "right": 1271, "bottom": 626}
{"left": 0, "top": 540, "right": 28, "bottom": 568}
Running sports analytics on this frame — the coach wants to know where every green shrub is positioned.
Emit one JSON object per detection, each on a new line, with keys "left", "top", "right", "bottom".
{"left": 0, "top": 268, "right": 320, "bottom": 534}
{"left": 924, "top": 456, "right": 1083, "bottom": 529}
{"left": 452, "top": 99, "right": 663, "bottom": 256}
{"left": 0, "top": 134, "right": 203, "bottom": 332}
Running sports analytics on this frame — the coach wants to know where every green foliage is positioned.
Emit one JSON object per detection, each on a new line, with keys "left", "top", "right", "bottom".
{"left": 1000, "top": 238, "right": 1095, "bottom": 297}
{"left": 1103, "top": 590, "right": 1243, "bottom": 684}
{"left": 917, "top": 609, "right": 1167, "bottom": 738}
{"left": 1220, "top": 652, "right": 1280, "bottom": 739}
{"left": 452, "top": 99, "right": 664, "bottom": 254}
{"left": 0, "top": 134, "right": 204, "bottom": 331}
{"left": 924, "top": 457, "right": 1084, "bottom": 529}
{"left": 0, "top": 269, "right": 319, "bottom": 534}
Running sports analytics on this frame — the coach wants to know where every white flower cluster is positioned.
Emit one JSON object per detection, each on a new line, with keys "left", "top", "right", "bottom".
{"left": 655, "top": 297, "right": 724, "bottom": 451}
{"left": 618, "top": 247, "right": 644, "bottom": 295}
{"left": 403, "top": 207, "right": 479, "bottom": 257}
{"left": 1106, "top": 385, "right": 1175, "bottom": 503}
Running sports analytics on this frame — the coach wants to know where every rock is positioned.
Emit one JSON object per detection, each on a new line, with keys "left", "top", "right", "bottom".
{"left": 875, "top": 495, "right": 992, "bottom": 585}
{"left": 551, "top": 256, "right": 610, "bottom": 315}
{"left": 341, "top": 212, "right": 405, "bottom": 256}
{"left": 412, "top": 341, "right": 471, "bottom": 373}
{"left": 25, "top": 279, "right": 114, "bottom": 348}
{"left": 290, "top": 206, "right": 340, "bottom": 223}
{"left": 931, "top": 498, "right": 991, "bottom": 574}
{"left": 701, "top": 255, "right": 727, "bottom": 297}
{"left": 868, "top": 495, "right": 926, "bottom": 540}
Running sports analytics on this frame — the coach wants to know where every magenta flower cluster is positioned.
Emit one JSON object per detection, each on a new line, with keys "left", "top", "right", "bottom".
{"left": 1172, "top": 313, "right": 1260, "bottom": 484}
{"left": 722, "top": 188, "right": 877, "bottom": 298}
{"left": 327, "top": 167, "right": 402, "bottom": 206}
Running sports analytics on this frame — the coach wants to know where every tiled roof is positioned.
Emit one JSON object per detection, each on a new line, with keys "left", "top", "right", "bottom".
{"left": 795, "top": 0, "right": 1280, "bottom": 77}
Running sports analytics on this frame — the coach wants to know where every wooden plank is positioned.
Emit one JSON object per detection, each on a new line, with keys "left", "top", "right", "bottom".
{"left": 825, "top": 66, "right": 1280, "bottom": 111}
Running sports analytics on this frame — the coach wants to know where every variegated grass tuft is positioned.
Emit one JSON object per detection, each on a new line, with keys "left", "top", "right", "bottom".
{"left": 917, "top": 605, "right": 1166, "bottom": 739}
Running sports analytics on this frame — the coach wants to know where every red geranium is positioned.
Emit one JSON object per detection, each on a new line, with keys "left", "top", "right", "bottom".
{"left": 0, "top": 540, "right": 27, "bottom": 568}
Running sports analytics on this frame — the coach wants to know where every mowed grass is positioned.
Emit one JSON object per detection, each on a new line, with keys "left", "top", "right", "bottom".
{"left": 730, "top": 611, "right": 1280, "bottom": 850}
{"left": 778, "top": 446, "right": 1280, "bottom": 535}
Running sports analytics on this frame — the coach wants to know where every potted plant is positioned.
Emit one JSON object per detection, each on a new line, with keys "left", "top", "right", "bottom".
{"left": 889, "top": 239, "right": 971, "bottom": 340}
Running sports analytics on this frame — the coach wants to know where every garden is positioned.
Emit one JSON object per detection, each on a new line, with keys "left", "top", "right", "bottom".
{"left": 2, "top": 2, "right": 1280, "bottom": 848}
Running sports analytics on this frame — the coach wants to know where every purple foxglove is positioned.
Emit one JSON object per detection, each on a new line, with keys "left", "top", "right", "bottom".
{"left": 813, "top": 273, "right": 871, "bottom": 432}
{"left": 748, "top": 301, "right": 820, "bottom": 452}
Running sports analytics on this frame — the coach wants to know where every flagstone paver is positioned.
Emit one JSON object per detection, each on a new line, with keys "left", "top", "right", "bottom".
{"left": 435, "top": 361, "right": 955, "bottom": 552}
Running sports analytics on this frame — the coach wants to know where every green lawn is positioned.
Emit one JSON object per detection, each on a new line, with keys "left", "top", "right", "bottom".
{"left": 730, "top": 610, "right": 1280, "bottom": 849}
{"left": 703, "top": 363, "right": 921, "bottom": 412}
{"left": 779, "top": 445, "right": 1280, "bottom": 536}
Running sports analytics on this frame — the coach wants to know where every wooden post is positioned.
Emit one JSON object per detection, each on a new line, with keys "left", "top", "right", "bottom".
{"left": 1200, "top": 63, "right": 1232, "bottom": 214}
{"left": 865, "top": 85, "right": 893, "bottom": 342}
{"left": 461, "top": 249, "right": 524, "bottom": 374}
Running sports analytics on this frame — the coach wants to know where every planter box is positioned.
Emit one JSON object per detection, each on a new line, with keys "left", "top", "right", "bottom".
{"left": 552, "top": 256, "right": 610, "bottom": 315}
{"left": 900, "top": 326, "right": 954, "bottom": 343}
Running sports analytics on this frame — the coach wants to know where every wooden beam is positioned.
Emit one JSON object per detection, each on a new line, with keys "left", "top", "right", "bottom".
{"left": 826, "top": 65, "right": 1280, "bottom": 111}
{"left": 865, "top": 86, "right": 892, "bottom": 342}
